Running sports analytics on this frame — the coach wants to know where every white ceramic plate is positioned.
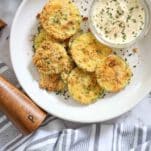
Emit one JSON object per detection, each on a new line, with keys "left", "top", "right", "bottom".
{"left": 10, "top": 0, "right": 151, "bottom": 123}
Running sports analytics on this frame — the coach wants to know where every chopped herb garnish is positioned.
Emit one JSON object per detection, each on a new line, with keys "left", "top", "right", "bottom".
{"left": 132, "top": 19, "right": 137, "bottom": 23}
{"left": 114, "top": 33, "right": 117, "bottom": 38}
{"left": 129, "top": 7, "right": 134, "bottom": 11}
{"left": 133, "top": 65, "right": 137, "bottom": 68}
{"left": 126, "top": 15, "right": 131, "bottom": 22}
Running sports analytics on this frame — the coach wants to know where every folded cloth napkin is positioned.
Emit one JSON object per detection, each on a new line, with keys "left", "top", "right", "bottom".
{"left": 0, "top": 62, "right": 151, "bottom": 151}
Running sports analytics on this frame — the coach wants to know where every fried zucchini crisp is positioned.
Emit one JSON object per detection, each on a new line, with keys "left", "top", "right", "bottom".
{"left": 39, "top": 0, "right": 82, "bottom": 40}
{"left": 68, "top": 68, "right": 104, "bottom": 104}
{"left": 96, "top": 55, "right": 132, "bottom": 92}
{"left": 70, "top": 32, "right": 112, "bottom": 72}
{"left": 33, "top": 41, "right": 73, "bottom": 75}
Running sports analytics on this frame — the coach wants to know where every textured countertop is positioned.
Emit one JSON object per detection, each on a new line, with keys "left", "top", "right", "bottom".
{"left": 0, "top": 0, "right": 151, "bottom": 125}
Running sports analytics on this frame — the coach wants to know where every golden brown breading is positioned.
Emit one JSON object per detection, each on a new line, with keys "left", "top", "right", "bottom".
{"left": 33, "top": 27, "right": 68, "bottom": 51}
{"left": 68, "top": 68, "right": 104, "bottom": 105}
{"left": 39, "top": 73, "right": 65, "bottom": 91}
{"left": 96, "top": 55, "right": 132, "bottom": 92}
{"left": 39, "top": 0, "right": 82, "bottom": 40}
{"left": 33, "top": 41, "right": 73, "bottom": 74}
{"left": 70, "top": 32, "right": 112, "bottom": 72}
{"left": 60, "top": 55, "right": 75, "bottom": 84}
{"left": 33, "top": 28, "right": 55, "bottom": 50}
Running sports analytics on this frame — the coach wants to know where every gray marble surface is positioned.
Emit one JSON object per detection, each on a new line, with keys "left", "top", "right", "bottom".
{"left": 0, "top": 0, "right": 151, "bottom": 125}
{"left": 0, "top": 0, "right": 21, "bottom": 68}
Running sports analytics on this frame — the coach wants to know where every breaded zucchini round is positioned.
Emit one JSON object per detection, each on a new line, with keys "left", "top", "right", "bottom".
{"left": 96, "top": 55, "right": 132, "bottom": 92}
{"left": 39, "top": 73, "right": 65, "bottom": 91}
{"left": 39, "top": 0, "right": 82, "bottom": 40}
{"left": 33, "top": 27, "right": 68, "bottom": 51}
{"left": 68, "top": 68, "right": 104, "bottom": 105}
{"left": 33, "top": 41, "right": 73, "bottom": 74}
{"left": 61, "top": 59, "right": 75, "bottom": 84}
{"left": 33, "top": 28, "right": 55, "bottom": 50}
{"left": 70, "top": 32, "right": 112, "bottom": 72}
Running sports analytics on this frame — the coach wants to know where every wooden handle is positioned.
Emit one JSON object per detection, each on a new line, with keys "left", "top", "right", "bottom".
{"left": 0, "top": 75, "right": 47, "bottom": 135}
{"left": 0, "top": 19, "right": 7, "bottom": 30}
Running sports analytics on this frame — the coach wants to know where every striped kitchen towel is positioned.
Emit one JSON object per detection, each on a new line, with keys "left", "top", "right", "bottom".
{"left": 0, "top": 62, "right": 151, "bottom": 151}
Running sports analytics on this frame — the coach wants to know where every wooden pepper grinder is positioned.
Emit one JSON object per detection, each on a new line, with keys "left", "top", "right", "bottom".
{"left": 0, "top": 75, "right": 47, "bottom": 135}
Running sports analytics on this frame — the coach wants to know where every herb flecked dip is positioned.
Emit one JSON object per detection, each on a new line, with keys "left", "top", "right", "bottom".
{"left": 92, "top": 0, "right": 145, "bottom": 44}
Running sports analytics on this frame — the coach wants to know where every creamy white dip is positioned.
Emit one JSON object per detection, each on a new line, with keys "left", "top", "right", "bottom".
{"left": 91, "top": 0, "right": 145, "bottom": 44}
